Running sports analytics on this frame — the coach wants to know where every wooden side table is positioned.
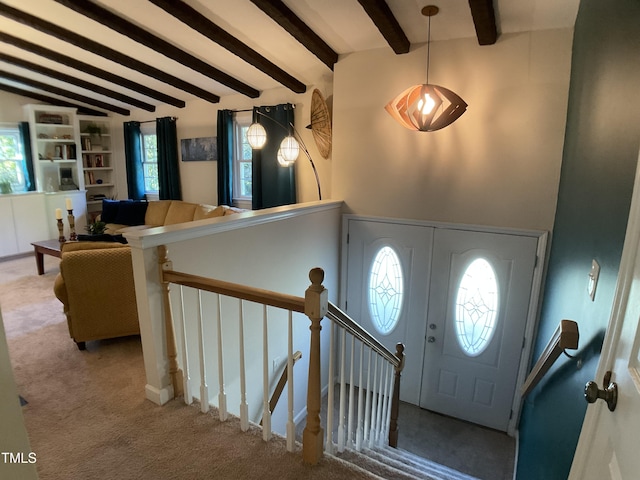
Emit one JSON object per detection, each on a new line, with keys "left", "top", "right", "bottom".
{"left": 31, "top": 240, "right": 63, "bottom": 275}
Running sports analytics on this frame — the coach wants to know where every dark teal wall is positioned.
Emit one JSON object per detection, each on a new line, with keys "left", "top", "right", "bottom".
{"left": 517, "top": 1, "right": 640, "bottom": 479}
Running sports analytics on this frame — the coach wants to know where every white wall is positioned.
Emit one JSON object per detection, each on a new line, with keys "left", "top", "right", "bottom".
{"left": 126, "top": 201, "right": 342, "bottom": 433}
{"left": 1, "top": 81, "right": 334, "bottom": 207}
{"left": 331, "top": 29, "right": 573, "bottom": 232}
{"left": 109, "top": 83, "right": 334, "bottom": 206}
{"left": 0, "top": 307, "right": 38, "bottom": 479}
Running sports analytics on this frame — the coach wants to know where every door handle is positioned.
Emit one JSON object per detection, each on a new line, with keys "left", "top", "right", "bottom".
{"left": 427, "top": 336, "right": 436, "bottom": 343}
{"left": 584, "top": 371, "right": 618, "bottom": 412}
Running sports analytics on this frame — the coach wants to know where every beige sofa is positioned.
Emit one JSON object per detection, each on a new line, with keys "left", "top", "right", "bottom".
{"left": 55, "top": 200, "right": 244, "bottom": 349}
{"left": 101, "top": 199, "right": 244, "bottom": 235}
{"left": 54, "top": 241, "right": 140, "bottom": 350}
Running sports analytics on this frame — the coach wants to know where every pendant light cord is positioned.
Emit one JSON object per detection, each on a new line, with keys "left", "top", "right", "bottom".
{"left": 426, "top": 14, "right": 431, "bottom": 84}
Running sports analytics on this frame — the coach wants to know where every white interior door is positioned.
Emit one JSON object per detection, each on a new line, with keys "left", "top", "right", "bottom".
{"left": 345, "top": 219, "right": 433, "bottom": 404}
{"left": 569, "top": 160, "right": 640, "bottom": 479}
{"left": 419, "top": 229, "right": 538, "bottom": 431}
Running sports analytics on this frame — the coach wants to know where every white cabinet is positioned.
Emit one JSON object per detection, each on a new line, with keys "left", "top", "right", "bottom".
{"left": 0, "top": 197, "right": 18, "bottom": 257}
{"left": 0, "top": 193, "right": 49, "bottom": 258}
{"left": 78, "top": 115, "right": 116, "bottom": 220}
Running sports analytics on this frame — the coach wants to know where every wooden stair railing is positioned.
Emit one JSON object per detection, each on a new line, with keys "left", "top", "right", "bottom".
{"left": 260, "top": 350, "right": 302, "bottom": 426}
{"left": 327, "top": 303, "right": 405, "bottom": 448}
{"left": 159, "top": 247, "right": 405, "bottom": 465}
{"left": 521, "top": 319, "right": 579, "bottom": 397}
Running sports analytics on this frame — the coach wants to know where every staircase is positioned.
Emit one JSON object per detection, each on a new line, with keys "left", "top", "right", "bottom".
{"left": 333, "top": 446, "right": 480, "bottom": 480}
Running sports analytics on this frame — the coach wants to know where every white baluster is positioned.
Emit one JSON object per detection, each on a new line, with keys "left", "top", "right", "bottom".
{"left": 197, "top": 290, "right": 209, "bottom": 413}
{"left": 356, "top": 342, "right": 364, "bottom": 451}
{"left": 325, "top": 321, "right": 335, "bottom": 454}
{"left": 363, "top": 347, "right": 372, "bottom": 445}
{"left": 374, "top": 355, "right": 385, "bottom": 446}
{"left": 347, "top": 335, "right": 355, "bottom": 449}
{"left": 368, "top": 355, "right": 379, "bottom": 448}
{"left": 286, "top": 311, "right": 295, "bottom": 452}
{"left": 178, "top": 286, "right": 191, "bottom": 405}
{"left": 239, "top": 300, "right": 249, "bottom": 431}
{"left": 337, "top": 329, "right": 347, "bottom": 452}
{"left": 379, "top": 362, "right": 391, "bottom": 447}
{"left": 216, "top": 294, "right": 227, "bottom": 421}
{"left": 262, "top": 305, "right": 272, "bottom": 441}
{"left": 384, "top": 363, "right": 394, "bottom": 443}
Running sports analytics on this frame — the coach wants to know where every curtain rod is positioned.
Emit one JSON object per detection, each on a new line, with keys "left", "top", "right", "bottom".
{"left": 138, "top": 116, "right": 178, "bottom": 124}
{"left": 232, "top": 105, "right": 297, "bottom": 113}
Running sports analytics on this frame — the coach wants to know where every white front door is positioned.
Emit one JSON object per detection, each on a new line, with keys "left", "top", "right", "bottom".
{"left": 569, "top": 162, "right": 640, "bottom": 479}
{"left": 419, "top": 229, "right": 538, "bottom": 431}
{"left": 345, "top": 219, "right": 433, "bottom": 404}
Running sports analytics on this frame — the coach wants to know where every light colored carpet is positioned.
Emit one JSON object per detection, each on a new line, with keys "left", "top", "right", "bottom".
{"left": 0, "top": 255, "right": 384, "bottom": 480}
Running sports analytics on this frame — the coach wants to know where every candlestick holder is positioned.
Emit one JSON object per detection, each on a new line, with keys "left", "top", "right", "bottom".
{"left": 57, "top": 218, "right": 66, "bottom": 243}
{"left": 67, "top": 209, "right": 77, "bottom": 241}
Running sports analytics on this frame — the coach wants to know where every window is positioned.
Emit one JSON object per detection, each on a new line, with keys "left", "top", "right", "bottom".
{"left": 141, "top": 126, "right": 158, "bottom": 194}
{"left": 455, "top": 257, "right": 499, "bottom": 356}
{"left": 233, "top": 112, "right": 252, "bottom": 201}
{"left": 0, "top": 127, "right": 26, "bottom": 192}
{"left": 368, "top": 245, "right": 404, "bottom": 335}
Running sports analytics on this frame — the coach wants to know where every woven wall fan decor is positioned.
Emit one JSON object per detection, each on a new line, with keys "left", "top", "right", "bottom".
{"left": 306, "top": 89, "right": 332, "bottom": 159}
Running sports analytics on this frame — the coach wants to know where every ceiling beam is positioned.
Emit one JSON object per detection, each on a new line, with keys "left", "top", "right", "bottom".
{"left": 357, "top": 0, "right": 410, "bottom": 54}
{"left": 0, "top": 32, "right": 185, "bottom": 108}
{"left": 468, "top": 0, "right": 498, "bottom": 45}
{"left": 54, "top": 0, "right": 259, "bottom": 98}
{"left": 249, "top": 0, "right": 338, "bottom": 71}
{"left": 0, "top": 83, "right": 107, "bottom": 116}
{"left": 0, "top": 3, "right": 220, "bottom": 104}
{"left": 0, "top": 70, "right": 130, "bottom": 116}
{"left": 0, "top": 52, "right": 155, "bottom": 112}
{"left": 149, "top": 0, "right": 306, "bottom": 94}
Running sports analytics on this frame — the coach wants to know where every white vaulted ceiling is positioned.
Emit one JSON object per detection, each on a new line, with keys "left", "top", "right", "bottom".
{"left": 0, "top": 0, "right": 579, "bottom": 115}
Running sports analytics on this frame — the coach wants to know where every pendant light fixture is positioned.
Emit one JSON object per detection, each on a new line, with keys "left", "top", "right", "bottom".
{"left": 385, "top": 5, "right": 467, "bottom": 132}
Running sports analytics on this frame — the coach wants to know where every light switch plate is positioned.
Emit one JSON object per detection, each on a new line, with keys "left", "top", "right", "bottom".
{"left": 588, "top": 259, "right": 600, "bottom": 301}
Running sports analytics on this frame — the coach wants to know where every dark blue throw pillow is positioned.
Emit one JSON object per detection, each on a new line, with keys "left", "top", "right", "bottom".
{"left": 114, "top": 200, "right": 148, "bottom": 226}
{"left": 101, "top": 199, "right": 120, "bottom": 224}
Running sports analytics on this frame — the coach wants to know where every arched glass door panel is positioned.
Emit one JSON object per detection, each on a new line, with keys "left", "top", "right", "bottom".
{"left": 368, "top": 245, "right": 404, "bottom": 335}
{"left": 455, "top": 257, "right": 499, "bottom": 356}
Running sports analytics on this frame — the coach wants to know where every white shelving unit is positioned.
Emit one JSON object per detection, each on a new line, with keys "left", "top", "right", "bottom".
{"left": 24, "top": 104, "right": 85, "bottom": 193}
{"left": 78, "top": 115, "right": 116, "bottom": 219}
{"left": 23, "top": 104, "right": 88, "bottom": 236}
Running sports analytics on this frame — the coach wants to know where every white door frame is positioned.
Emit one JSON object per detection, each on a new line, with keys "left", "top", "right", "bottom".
{"left": 340, "top": 214, "right": 548, "bottom": 435}
{"left": 569, "top": 149, "right": 640, "bottom": 477}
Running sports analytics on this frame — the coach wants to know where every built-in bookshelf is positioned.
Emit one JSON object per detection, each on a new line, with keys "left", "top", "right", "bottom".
{"left": 24, "top": 104, "right": 84, "bottom": 194}
{"left": 78, "top": 115, "right": 116, "bottom": 219}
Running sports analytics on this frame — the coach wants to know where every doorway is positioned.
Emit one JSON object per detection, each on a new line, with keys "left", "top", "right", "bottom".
{"left": 342, "top": 216, "right": 544, "bottom": 432}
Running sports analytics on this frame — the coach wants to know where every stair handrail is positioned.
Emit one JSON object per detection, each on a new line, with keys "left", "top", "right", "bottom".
{"left": 160, "top": 260, "right": 405, "bottom": 463}
{"left": 327, "top": 303, "right": 401, "bottom": 368}
{"left": 260, "top": 350, "right": 302, "bottom": 426}
{"left": 162, "top": 268, "right": 306, "bottom": 313}
{"left": 521, "top": 319, "right": 579, "bottom": 397}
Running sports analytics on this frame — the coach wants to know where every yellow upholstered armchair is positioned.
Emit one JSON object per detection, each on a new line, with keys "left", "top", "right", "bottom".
{"left": 53, "top": 241, "right": 140, "bottom": 350}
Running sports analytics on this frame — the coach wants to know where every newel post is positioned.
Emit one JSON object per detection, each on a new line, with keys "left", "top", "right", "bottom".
{"left": 158, "top": 245, "right": 183, "bottom": 398}
{"left": 303, "top": 268, "right": 328, "bottom": 465}
{"left": 389, "top": 342, "right": 405, "bottom": 448}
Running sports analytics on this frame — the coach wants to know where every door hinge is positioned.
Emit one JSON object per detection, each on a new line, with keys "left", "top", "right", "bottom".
{"left": 509, "top": 409, "right": 514, "bottom": 420}
{"left": 347, "top": 233, "right": 350, "bottom": 244}
{"left": 522, "top": 337, "right": 526, "bottom": 349}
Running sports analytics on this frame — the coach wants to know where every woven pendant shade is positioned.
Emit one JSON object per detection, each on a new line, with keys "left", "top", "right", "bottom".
{"left": 385, "top": 5, "right": 467, "bottom": 132}
{"left": 385, "top": 83, "right": 467, "bottom": 132}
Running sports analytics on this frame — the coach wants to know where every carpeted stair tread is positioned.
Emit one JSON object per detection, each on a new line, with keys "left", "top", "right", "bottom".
{"left": 372, "top": 446, "right": 481, "bottom": 480}
{"left": 334, "top": 448, "right": 435, "bottom": 480}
